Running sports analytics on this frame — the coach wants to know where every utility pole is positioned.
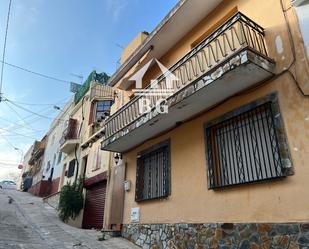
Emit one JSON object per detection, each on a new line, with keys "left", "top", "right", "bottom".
{"left": 0, "top": 0, "right": 13, "bottom": 102}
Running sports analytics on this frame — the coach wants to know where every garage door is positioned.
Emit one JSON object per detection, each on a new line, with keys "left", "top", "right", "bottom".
{"left": 82, "top": 181, "right": 107, "bottom": 229}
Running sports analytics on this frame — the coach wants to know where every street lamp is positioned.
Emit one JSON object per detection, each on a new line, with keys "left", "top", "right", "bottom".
{"left": 14, "top": 147, "right": 24, "bottom": 164}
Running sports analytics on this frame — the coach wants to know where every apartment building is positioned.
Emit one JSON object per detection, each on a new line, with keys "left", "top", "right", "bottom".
{"left": 40, "top": 98, "right": 74, "bottom": 196}
{"left": 99, "top": 0, "right": 309, "bottom": 248}
{"left": 59, "top": 71, "right": 116, "bottom": 229}
{"left": 27, "top": 136, "right": 48, "bottom": 197}
{"left": 17, "top": 145, "right": 33, "bottom": 191}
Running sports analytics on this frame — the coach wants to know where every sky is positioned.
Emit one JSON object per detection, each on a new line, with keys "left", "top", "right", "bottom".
{"left": 0, "top": 0, "right": 178, "bottom": 180}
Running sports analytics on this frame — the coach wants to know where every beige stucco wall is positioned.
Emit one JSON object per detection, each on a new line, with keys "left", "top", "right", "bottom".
{"left": 81, "top": 141, "right": 110, "bottom": 179}
{"left": 123, "top": 73, "right": 309, "bottom": 224}
{"left": 61, "top": 90, "right": 111, "bottom": 184}
{"left": 121, "top": 32, "right": 148, "bottom": 65}
{"left": 113, "top": 0, "right": 308, "bottom": 94}
{"left": 117, "top": 0, "right": 309, "bottom": 224}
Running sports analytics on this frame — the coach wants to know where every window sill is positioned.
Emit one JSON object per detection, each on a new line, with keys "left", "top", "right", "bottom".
{"left": 135, "top": 194, "right": 169, "bottom": 203}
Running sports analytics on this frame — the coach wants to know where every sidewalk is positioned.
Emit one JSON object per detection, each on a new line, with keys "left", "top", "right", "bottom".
{"left": 0, "top": 189, "right": 139, "bottom": 249}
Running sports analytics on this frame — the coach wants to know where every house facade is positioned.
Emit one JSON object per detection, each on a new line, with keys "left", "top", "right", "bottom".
{"left": 27, "top": 136, "right": 48, "bottom": 197}
{"left": 17, "top": 145, "right": 33, "bottom": 190}
{"left": 59, "top": 71, "right": 117, "bottom": 229}
{"left": 99, "top": 0, "right": 309, "bottom": 248}
{"left": 40, "top": 98, "right": 74, "bottom": 196}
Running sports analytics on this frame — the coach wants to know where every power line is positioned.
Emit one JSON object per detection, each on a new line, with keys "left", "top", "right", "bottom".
{"left": 4, "top": 99, "right": 66, "bottom": 106}
{"left": 0, "top": 109, "right": 53, "bottom": 132}
{"left": 0, "top": 99, "right": 65, "bottom": 132}
{"left": 0, "top": 0, "right": 13, "bottom": 99}
{"left": 0, "top": 163, "right": 19, "bottom": 167}
{"left": 0, "top": 158, "right": 21, "bottom": 162}
{"left": 5, "top": 99, "right": 65, "bottom": 121}
{"left": 0, "top": 60, "right": 74, "bottom": 85}
{"left": 5, "top": 101, "right": 38, "bottom": 132}
{"left": 0, "top": 127, "right": 37, "bottom": 140}
{"left": 0, "top": 133, "right": 17, "bottom": 150}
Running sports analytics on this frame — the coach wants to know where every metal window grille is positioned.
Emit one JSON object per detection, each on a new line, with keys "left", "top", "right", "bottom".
{"left": 67, "top": 159, "right": 76, "bottom": 178}
{"left": 135, "top": 141, "right": 170, "bottom": 202}
{"left": 205, "top": 102, "right": 283, "bottom": 189}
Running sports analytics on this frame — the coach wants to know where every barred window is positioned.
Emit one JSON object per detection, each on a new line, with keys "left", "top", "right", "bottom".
{"left": 205, "top": 102, "right": 285, "bottom": 189}
{"left": 135, "top": 140, "right": 170, "bottom": 202}
{"left": 95, "top": 100, "right": 113, "bottom": 120}
{"left": 67, "top": 159, "right": 76, "bottom": 178}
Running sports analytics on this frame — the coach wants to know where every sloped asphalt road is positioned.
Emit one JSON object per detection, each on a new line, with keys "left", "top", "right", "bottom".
{"left": 0, "top": 189, "right": 139, "bottom": 249}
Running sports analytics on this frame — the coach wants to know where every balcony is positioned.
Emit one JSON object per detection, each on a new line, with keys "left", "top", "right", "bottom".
{"left": 60, "top": 118, "right": 79, "bottom": 154}
{"left": 101, "top": 12, "right": 276, "bottom": 153}
{"left": 89, "top": 82, "right": 114, "bottom": 102}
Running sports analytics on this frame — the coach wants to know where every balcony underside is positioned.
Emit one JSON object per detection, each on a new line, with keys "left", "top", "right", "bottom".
{"left": 60, "top": 139, "right": 79, "bottom": 154}
{"left": 102, "top": 49, "right": 275, "bottom": 153}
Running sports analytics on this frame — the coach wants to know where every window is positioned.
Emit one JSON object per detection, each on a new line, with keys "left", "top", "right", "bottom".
{"left": 67, "top": 159, "right": 76, "bottom": 178}
{"left": 94, "top": 100, "right": 113, "bottom": 121}
{"left": 135, "top": 140, "right": 171, "bottom": 202}
{"left": 52, "top": 154, "right": 56, "bottom": 167}
{"left": 57, "top": 152, "right": 62, "bottom": 164}
{"left": 205, "top": 100, "right": 288, "bottom": 189}
{"left": 45, "top": 161, "right": 51, "bottom": 172}
{"left": 48, "top": 168, "right": 54, "bottom": 181}
{"left": 82, "top": 155, "right": 88, "bottom": 177}
{"left": 92, "top": 146, "right": 101, "bottom": 171}
{"left": 50, "top": 135, "right": 55, "bottom": 146}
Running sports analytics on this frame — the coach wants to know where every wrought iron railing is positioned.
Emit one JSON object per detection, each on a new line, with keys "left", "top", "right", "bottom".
{"left": 103, "top": 12, "right": 269, "bottom": 140}
{"left": 60, "top": 118, "right": 78, "bottom": 146}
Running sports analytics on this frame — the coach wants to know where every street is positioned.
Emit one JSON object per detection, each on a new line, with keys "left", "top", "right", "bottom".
{"left": 0, "top": 189, "right": 139, "bottom": 249}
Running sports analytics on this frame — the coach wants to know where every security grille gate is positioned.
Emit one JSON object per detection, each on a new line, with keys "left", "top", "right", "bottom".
{"left": 135, "top": 141, "right": 170, "bottom": 202}
{"left": 82, "top": 181, "right": 106, "bottom": 229}
{"left": 205, "top": 102, "right": 283, "bottom": 189}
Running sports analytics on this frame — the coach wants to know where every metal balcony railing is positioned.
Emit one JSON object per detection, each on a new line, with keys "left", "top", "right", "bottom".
{"left": 90, "top": 83, "right": 114, "bottom": 102}
{"left": 60, "top": 118, "right": 78, "bottom": 146}
{"left": 103, "top": 12, "right": 269, "bottom": 141}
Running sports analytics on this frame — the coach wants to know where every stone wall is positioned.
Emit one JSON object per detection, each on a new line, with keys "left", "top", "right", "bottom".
{"left": 122, "top": 223, "right": 309, "bottom": 249}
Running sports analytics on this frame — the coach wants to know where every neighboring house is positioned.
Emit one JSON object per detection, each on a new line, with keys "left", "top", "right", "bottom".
{"left": 27, "top": 136, "right": 48, "bottom": 197}
{"left": 60, "top": 70, "right": 116, "bottom": 229}
{"left": 99, "top": 0, "right": 309, "bottom": 248}
{"left": 41, "top": 98, "right": 74, "bottom": 196}
{"left": 17, "top": 145, "right": 33, "bottom": 190}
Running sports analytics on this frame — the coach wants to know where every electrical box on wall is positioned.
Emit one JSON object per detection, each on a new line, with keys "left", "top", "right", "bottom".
{"left": 130, "top": 207, "right": 140, "bottom": 222}
{"left": 124, "top": 180, "right": 131, "bottom": 191}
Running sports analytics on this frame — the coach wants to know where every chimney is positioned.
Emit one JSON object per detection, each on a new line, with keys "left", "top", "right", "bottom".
{"left": 121, "top": 31, "right": 149, "bottom": 65}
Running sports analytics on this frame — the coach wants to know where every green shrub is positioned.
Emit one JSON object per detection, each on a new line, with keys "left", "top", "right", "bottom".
{"left": 58, "top": 178, "right": 84, "bottom": 222}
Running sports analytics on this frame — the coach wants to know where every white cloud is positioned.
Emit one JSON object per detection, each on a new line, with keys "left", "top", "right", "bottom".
{"left": 106, "top": 0, "right": 131, "bottom": 21}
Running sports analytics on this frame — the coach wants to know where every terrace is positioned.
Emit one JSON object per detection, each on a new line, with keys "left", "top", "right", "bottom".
{"left": 101, "top": 12, "right": 275, "bottom": 153}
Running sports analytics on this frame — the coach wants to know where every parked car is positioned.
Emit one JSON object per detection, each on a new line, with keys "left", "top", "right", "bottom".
{"left": 0, "top": 180, "right": 17, "bottom": 190}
